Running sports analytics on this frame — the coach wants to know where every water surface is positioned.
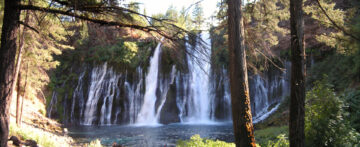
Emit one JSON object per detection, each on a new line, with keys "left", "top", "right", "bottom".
{"left": 68, "top": 123, "right": 234, "bottom": 147}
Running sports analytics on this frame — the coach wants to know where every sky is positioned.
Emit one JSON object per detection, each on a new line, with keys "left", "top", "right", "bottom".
{"left": 132, "top": 0, "right": 219, "bottom": 20}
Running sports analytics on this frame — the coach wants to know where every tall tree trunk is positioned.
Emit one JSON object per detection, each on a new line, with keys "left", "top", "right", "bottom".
{"left": 227, "top": 0, "right": 256, "bottom": 146}
{"left": 0, "top": 0, "right": 20, "bottom": 146}
{"left": 20, "top": 63, "right": 29, "bottom": 125}
{"left": 14, "top": 10, "right": 29, "bottom": 127}
{"left": 289, "top": 0, "right": 305, "bottom": 146}
{"left": 16, "top": 68, "right": 22, "bottom": 126}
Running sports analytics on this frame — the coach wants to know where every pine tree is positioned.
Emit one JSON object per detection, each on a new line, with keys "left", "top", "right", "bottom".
{"left": 289, "top": 0, "right": 306, "bottom": 146}
{"left": 192, "top": 3, "right": 204, "bottom": 31}
{"left": 227, "top": 0, "right": 256, "bottom": 146}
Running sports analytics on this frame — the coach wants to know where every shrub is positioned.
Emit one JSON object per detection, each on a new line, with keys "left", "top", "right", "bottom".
{"left": 255, "top": 126, "right": 288, "bottom": 146}
{"left": 343, "top": 89, "right": 360, "bottom": 132}
{"left": 308, "top": 51, "right": 360, "bottom": 91}
{"left": 305, "top": 78, "right": 360, "bottom": 146}
{"left": 176, "top": 134, "right": 235, "bottom": 147}
{"left": 266, "top": 134, "right": 289, "bottom": 147}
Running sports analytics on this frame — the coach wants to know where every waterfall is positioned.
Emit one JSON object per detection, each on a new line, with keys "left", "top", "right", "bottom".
{"left": 155, "top": 65, "right": 177, "bottom": 120}
{"left": 250, "top": 62, "right": 291, "bottom": 122}
{"left": 129, "top": 67, "right": 144, "bottom": 124}
{"left": 54, "top": 35, "right": 290, "bottom": 126}
{"left": 252, "top": 75, "right": 270, "bottom": 117}
{"left": 178, "top": 33, "right": 212, "bottom": 123}
{"left": 82, "top": 63, "right": 121, "bottom": 125}
{"left": 48, "top": 91, "right": 58, "bottom": 118}
{"left": 136, "top": 41, "right": 162, "bottom": 125}
{"left": 99, "top": 71, "right": 120, "bottom": 125}
{"left": 71, "top": 70, "right": 86, "bottom": 122}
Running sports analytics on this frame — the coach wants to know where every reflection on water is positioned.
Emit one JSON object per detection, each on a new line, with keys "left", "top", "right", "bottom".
{"left": 68, "top": 123, "right": 234, "bottom": 147}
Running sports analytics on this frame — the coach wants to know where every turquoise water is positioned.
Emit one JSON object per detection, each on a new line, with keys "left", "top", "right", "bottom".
{"left": 68, "top": 123, "right": 234, "bottom": 146}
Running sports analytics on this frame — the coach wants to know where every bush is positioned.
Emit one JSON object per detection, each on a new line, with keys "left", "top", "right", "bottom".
{"left": 343, "top": 89, "right": 360, "bottom": 132}
{"left": 308, "top": 50, "right": 360, "bottom": 91}
{"left": 266, "top": 134, "right": 289, "bottom": 147}
{"left": 305, "top": 78, "right": 360, "bottom": 146}
{"left": 177, "top": 133, "right": 290, "bottom": 147}
{"left": 177, "top": 134, "right": 235, "bottom": 147}
{"left": 255, "top": 126, "right": 288, "bottom": 146}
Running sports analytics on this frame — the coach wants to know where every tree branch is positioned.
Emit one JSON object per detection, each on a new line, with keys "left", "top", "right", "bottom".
{"left": 19, "top": 4, "right": 179, "bottom": 41}
{"left": 315, "top": 0, "right": 360, "bottom": 41}
{"left": 18, "top": 21, "right": 39, "bottom": 34}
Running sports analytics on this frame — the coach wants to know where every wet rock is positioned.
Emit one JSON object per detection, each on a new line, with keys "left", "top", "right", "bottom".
{"left": 159, "top": 83, "right": 180, "bottom": 124}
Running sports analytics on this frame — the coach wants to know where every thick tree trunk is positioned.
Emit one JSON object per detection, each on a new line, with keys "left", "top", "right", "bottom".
{"left": 16, "top": 70, "right": 22, "bottom": 126}
{"left": 289, "top": 0, "right": 305, "bottom": 146}
{"left": 0, "top": 0, "right": 21, "bottom": 146}
{"left": 227, "top": 0, "right": 256, "bottom": 146}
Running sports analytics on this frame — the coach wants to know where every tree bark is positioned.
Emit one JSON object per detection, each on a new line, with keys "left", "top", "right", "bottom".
{"left": 227, "top": 0, "right": 256, "bottom": 146}
{"left": 14, "top": 9, "right": 29, "bottom": 127}
{"left": 0, "top": 0, "right": 21, "bottom": 146}
{"left": 16, "top": 68, "right": 22, "bottom": 126}
{"left": 289, "top": 0, "right": 306, "bottom": 146}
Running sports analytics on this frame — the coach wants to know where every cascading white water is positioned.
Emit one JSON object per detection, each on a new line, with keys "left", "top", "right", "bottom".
{"left": 71, "top": 70, "right": 86, "bottom": 121}
{"left": 82, "top": 63, "right": 121, "bottom": 125}
{"left": 178, "top": 33, "right": 212, "bottom": 123}
{"left": 251, "top": 62, "right": 291, "bottom": 122}
{"left": 252, "top": 75, "right": 270, "bottom": 117}
{"left": 55, "top": 35, "right": 291, "bottom": 126}
{"left": 136, "top": 42, "right": 162, "bottom": 125}
{"left": 99, "top": 71, "right": 120, "bottom": 125}
{"left": 48, "top": 91, "right": 58, "bottom": 118}
{"left": 82, "top": 63, "right": 108, "bottom": 125}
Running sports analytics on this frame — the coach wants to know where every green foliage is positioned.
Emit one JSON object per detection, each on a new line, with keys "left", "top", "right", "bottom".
{"left": 304, "top": 0, "right": 359, "bottom": 53}
{"left": 15, "top": 0, "right": 74, "bottom": 101}
{"left": 305, "top": 78, "right": 360, "bottom": 146}
{"left": 343, "top": 89, "right": 360, "bottom": 132}
{"left": 192, "top": 3, "right": 204, "bottom": 30}
{"left": 151, "top": 6, "right": 194, "bottom": 37}
{"left": 210, "top": 0, "right": 290, "bottom": 73}
{"left": 308, "top": 50, "right": 360, "bottom": 91}
{"left": 255, "top": 126, "right": 288, "bottom": 146}
{"left": 265, "top": 134, "right": 289, "bottom": 147}
{"left": 209, "top": 25, "right": 229, "bottom": 70}
{"left": 89, "top": 40, "right": 138, "bottom": 64}
{"left": 244, "top": 0, "right": 289, "bottom": 49}
{"left": 177, "top": 133, "right": 290, "bottom": 147}
{"left": 176, "top": 134, "right": 235, "bottom": 147}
